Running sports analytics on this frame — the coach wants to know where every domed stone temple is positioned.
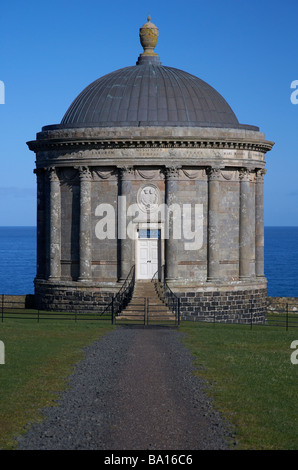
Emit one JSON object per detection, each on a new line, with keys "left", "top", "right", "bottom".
{"left": 27, "top": 17, "right": 274, "bottom": 321}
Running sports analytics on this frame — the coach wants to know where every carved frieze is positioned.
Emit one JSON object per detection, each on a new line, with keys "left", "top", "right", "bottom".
{"left": 182, "top": 169, "right": 206, "bottom": 180}
{"left": 93, "top": 168, "right": 117, "bottom": 180}
{"left": 136, "top": 168, "right": 161, "bottom": 180}
{"left": 220, "top": 170, "right": 238, "bottom": 181}
{"left": 59, "top": 167, "right": 78, "bottom": 182}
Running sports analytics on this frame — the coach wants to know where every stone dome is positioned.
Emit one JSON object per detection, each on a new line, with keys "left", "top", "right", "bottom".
{"left": 57, "top": 64, "right": 256, "bottom": 130}
{"left": 43, "top": 16, "right": 257, "bottom": 132}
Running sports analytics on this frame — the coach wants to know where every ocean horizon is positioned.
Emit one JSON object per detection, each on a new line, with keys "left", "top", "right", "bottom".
{"left": 0, "top": 225, "right": 297, "bottom": 298}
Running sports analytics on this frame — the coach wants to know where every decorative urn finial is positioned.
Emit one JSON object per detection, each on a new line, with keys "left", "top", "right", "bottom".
{"left": 137, "top": 16, "right": 161, "bottom": 65}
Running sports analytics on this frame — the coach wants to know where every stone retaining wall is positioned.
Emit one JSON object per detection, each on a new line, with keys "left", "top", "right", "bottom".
{"left": 0, "top": 294, "right": 35, "bottom": 309}
{"left": 267, "top": 296, "right": 298, "bottom": 313}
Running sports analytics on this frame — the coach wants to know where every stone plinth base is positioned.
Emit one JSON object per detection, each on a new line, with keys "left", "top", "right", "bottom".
{"left": 178, "top": 288, "right": 267, "bottom": 323}
{"left": 34, "top": 279, "right": 119, "bottom": 313}
{"left": 168, "top": 280, "right": 267, "bottom": 324}
{"left": 34, "top": 279, "right": 267, "bottom": 323}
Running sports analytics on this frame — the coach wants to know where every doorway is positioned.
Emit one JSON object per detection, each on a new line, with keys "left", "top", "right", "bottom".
{"left": 136, "top": 229, "right": 161, "bottom": 280}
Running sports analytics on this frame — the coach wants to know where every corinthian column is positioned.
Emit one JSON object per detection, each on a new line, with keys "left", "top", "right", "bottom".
{"left": 255, "top": 169, "right": 266, "bottom": 278}
{"left": 118, "top": 167, "right": 134, "bottom": 281}
{"left": 34, "top": 168, "right": 46, "bottom": 280}
{"left": 239, "top": 168, "right": 255, "bottom": 279}
{"left": 164, "top": 166, "right": 180, "bottom": 281}
{"left": 207, "top": 167, "right": 221, "bottom": 281}
{"left": 78, "top": 166, "right": 92, "bottom": 281}
{"left": 47, "top": 167, "right": 61, "bottom": 280}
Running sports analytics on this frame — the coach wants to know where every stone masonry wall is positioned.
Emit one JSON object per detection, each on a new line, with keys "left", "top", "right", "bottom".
{"left": 177, "top": 287, "right": 267, "bottom": 323}
{"left": 34, "top": 283, "right": 115, "bottom": 313}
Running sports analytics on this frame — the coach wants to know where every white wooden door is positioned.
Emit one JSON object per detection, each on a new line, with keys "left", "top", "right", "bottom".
{"left": 137, "top": 238, "right": 158, "bottom": 279}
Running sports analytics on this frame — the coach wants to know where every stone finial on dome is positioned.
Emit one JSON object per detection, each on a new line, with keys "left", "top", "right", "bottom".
{"left": 136, "top": 15, "right": 161, "bottom": 65}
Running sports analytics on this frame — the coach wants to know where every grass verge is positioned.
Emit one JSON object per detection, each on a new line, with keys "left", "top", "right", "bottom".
{"left": 1, "top": 316, "right": 298, "bottom": 450}
{"left": 0, "top": 319, "right": 114, "bottom": 450}
{"left": 179, "top": 322, "right": 298, "bottom": 450}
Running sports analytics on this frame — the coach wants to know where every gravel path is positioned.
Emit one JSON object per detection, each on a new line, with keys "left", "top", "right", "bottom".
{"left": 16, "top": 326, "right": 234, "bottom": 450}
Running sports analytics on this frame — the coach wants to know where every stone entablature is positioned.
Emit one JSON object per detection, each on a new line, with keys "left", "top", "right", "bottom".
{"left": 28, "top": 127, "right": 273, "bottom": 162}
{"left": 29, "top": 126, "right": 272, "bottom": 175}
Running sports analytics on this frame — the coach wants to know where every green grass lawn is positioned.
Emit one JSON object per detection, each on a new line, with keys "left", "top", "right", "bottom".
{"left": 1, "top": 316, "right": 298, "bottom": 450}
{"left": 0, "top": 319, "right": 114, "bottom": 450}
{"left": 179, "top": 322, "right": 298, "bottom": 450}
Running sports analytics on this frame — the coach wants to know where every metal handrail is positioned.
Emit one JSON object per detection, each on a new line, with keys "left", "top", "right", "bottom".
{"left": 151, "top": 265, "right": 180, "bottom": 325}
{"left": 101, "top": 265, "right": 135, "bottom": 322}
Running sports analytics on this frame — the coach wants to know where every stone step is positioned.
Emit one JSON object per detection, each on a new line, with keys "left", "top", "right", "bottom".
{"left": 122, "top": 303, "right": 171, "bottom": 311}
{"left": 117, "top": 281, "right": 176, "bottom": 321}
{"left": 132, "top": 288, "right": 158, "bottom": 295}
{"left": 127, "top": 299, "right": 167, "bottom": 306}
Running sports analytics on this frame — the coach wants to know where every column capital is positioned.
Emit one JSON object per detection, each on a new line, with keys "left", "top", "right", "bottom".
{"left": 206, "top": 166, "right": 222, "bottom": 181}
{"left": 46, "top": 166, "right": 59, "bottom": 182}
{"left": 77, "top": 166, "right": 92, "bottom": 181}
{"left": 118, "top": 166, "right": 135, "bottom": 180}
{"left": 164, "top": 165, "right": 181, "bottom": 180}
{"left": 255, "top": 168, "right": 267, "bottom": 182}
{"left": 33, "top": 168, "right": 45, "bottom": 176}
{"left": 239, "top": 167, "right": 251, "bottom": 182}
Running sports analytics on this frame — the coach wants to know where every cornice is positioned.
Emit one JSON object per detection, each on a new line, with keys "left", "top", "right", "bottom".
{"left": 27, "top": 137, "right": 274, "bottom": 154}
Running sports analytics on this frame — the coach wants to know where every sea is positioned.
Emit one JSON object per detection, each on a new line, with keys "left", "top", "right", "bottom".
{"left": 0, "top": 226, "right": 297, "bottom": 297}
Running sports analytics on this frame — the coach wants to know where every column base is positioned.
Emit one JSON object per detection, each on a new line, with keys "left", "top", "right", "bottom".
{"left": 48, "top": 276, "right": 60, "bottom": 282}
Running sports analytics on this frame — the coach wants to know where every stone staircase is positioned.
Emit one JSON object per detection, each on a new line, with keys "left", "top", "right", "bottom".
{"left": 116, "top": 280, "right": 176, "bottom": 324}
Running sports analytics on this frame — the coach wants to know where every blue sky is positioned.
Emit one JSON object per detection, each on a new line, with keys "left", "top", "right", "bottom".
{"left": 0, "top": 0, "right": 297, "bottom": 226}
